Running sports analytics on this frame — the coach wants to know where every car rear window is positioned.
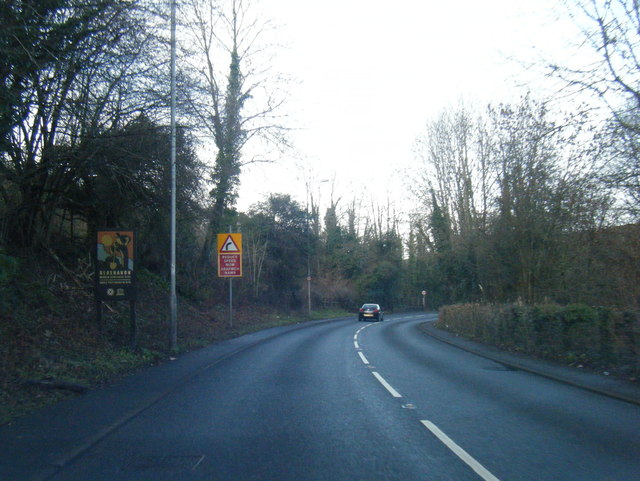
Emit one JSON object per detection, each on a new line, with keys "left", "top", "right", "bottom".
{"left": 362, "top": 304, "right": 378, "bottom": 309}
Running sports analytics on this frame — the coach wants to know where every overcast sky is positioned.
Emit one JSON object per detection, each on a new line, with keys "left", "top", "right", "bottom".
{"left": 236, "top": 0, "right": 578, "bottom": 216}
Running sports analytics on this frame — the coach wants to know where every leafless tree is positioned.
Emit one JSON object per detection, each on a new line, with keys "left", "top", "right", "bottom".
{"left": 179, "top": 0, "right": 289, "bottom": 263}
{"left": 550, "top": 1, "right": 640, "bottom": 125}
{"left": 550, "top": 0, "right": 640, "bottom": 219}
{"left": 0, "top": 0, "right": 165, "bottom": 247}
{"left": 413, "top": 102, "right": 494, "bottom": 244}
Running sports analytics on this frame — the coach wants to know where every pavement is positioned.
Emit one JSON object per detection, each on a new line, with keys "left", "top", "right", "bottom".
{"left": 419, "top": 320, "right": 640, "bottom": 407}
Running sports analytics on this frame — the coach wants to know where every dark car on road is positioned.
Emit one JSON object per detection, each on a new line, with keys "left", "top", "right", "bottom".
{"left": 358, "top": 303, "right": 384, "bottom": 322}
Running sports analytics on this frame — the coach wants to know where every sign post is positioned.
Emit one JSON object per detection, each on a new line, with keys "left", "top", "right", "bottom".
{"left": 217, "top": 232, "right": 242, "bottom": 327}
{"left": 95, "top": 230, "right": 137, "bottom": 347}
{"left": 421, "top": 290, "right": 427, "bottom": 310}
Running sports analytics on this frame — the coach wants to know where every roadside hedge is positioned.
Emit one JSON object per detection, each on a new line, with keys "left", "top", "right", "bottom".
{"left": 436, "top": 303, "right": 639, "bottom": 377}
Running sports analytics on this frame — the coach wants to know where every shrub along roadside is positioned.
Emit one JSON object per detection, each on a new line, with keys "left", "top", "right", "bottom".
{"left": 436, "top": 303, "right": 639, "bottom": 379}
{"left": 0, "top": 258, "right": 350, "bottom": 426}
{"left": 1, "top": 301, "right": 347, "bottom": 426}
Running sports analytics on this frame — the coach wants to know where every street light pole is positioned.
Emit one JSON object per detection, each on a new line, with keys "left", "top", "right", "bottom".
{"left": 306, "top": 183, "right": 312, "bottom": 317}
{"left": 307, "top": 261, "right": 312, "bottom": 316}
{"left": 169, "top": 0, "right": 178, "bottom": 351}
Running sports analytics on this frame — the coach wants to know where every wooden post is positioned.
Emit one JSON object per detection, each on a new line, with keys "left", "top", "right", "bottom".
{"left": 129, "top": 301, "right": 137, "bottom": 349}
{"left": 96, "top": 300, "right": 103, "bottom": 338}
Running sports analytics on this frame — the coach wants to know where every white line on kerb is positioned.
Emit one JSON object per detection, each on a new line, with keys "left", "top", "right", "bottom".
{"left": 420, "top": 420, "right": 501, "bottom": 481}
{"left": 358, "top": 351, "right": 369, "bottom": 365}
{"left": 372, "top": 371, "right": 402, "bottom": 398}
{"left": 354, "top": 340, "right": 360, "bottom": 349}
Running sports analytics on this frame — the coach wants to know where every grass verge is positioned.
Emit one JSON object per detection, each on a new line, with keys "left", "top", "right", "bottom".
{"left": 0, "top": 263, "right": 351, "bottom": 425}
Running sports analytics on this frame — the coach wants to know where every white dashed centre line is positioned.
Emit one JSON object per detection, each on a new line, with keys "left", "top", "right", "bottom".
{"left": 358, "top": 351, "right": 369, "bottom": 365}
{"left": 355, "top": 322, "right": 401, "bottom": 396}
{"left": 372, "top": 371, "right": 402, "bottom": 398}
{"left": 421, "top": 420, "right": 501, "bottom": 481}
{"left": 354, "top": 319, "right": 498, "bottom": 480}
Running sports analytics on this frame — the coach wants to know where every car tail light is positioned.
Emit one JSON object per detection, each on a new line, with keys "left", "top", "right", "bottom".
{"left": 373, "top": 308, "right": 379, "bottom": 313}
{"left": 359, "top": 308, "right": 364, "bottom": 312}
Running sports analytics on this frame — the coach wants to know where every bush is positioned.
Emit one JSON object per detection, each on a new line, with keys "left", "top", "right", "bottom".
{"left": 437, "top": 302, "right": 639, "bottom": 376}
{"left": 559, "top": 304, "right": 600, "bottom": 362}
{"left": 0, "top": 252, "right": 19, "bottom": 284}
{"left": 531, "top": 303, "right": 564, "bottom": 357}
{"left": 0, "top": 253, "right": 19, "bottom": 312}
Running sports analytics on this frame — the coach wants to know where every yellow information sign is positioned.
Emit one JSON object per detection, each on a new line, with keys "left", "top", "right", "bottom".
{"left": 96, "top": 230, "right": 136, "bottom": 300}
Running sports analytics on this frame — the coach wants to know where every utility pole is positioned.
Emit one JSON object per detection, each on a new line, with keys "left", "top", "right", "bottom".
{"left": 169, "top": 0, "right": 178, "bottom": 351}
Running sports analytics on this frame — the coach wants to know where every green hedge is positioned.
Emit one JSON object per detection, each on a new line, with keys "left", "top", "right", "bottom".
{"left": 0, "top": 252, "right": 19, "bottom": 284}
{"left": 436, "top": 303, "right": 639, "bottom": 376}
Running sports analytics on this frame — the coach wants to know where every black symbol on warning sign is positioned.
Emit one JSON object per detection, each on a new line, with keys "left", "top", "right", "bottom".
{"left": 220, "top": 235, "right": 240, "bottom": 252}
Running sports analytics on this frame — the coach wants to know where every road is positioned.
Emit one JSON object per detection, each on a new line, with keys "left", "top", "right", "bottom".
{"left": 3, "top": 313, "right": 640, "bottom": 480}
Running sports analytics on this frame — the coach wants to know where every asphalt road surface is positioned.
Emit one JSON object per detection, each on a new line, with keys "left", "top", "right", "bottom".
{"left": 4, "top": 313, "right": 640, "bottom": 480}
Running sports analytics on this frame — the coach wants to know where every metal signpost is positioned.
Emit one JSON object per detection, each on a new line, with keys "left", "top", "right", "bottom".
{"left": 217, "top": 232, "right": 243, "bottom": 327}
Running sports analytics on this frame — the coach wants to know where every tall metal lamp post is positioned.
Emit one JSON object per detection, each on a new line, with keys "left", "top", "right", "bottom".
{"left": 169, "top": 0, "right": 178, "bottom": 351}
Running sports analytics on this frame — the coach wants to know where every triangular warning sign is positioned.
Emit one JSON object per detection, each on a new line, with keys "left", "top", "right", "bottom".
{"left": 220, "top": 235, "right": 240, "bottom": 252}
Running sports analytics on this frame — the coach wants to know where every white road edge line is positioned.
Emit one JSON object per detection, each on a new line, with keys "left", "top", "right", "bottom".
{"left": 420, "top": 420, "right": 501, "bottom": 481}
{"left": 358, "top": 351, "right": 369, "bottom": 365}
{"left": 372, "top": 371, "right": 402, "bottom": 398}
{"left": 354, "top": 341, "right": 360, "bottom": 349}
